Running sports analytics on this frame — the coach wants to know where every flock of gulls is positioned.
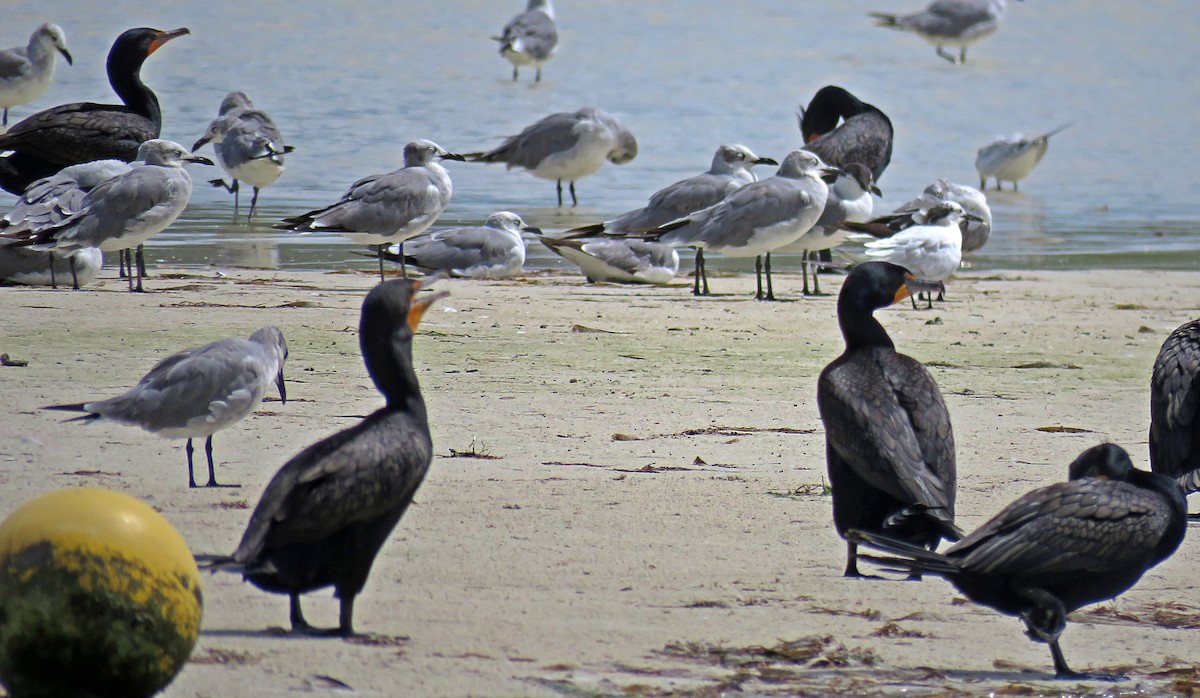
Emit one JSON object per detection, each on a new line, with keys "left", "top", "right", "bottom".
{"left": 0, "top": 0, "right": 1197, "bottom": 685}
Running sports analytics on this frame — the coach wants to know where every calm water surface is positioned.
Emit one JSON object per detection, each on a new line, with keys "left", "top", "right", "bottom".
{"left": 9, "top": 1, "right": 1200, "bottom": 273}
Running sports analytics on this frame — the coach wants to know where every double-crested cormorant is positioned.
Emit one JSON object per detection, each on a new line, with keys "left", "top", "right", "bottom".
{"left": 799, "top": 86, "right": 893, "bottom": 181}
{"left": 199, "top": 279, "right": 446, "bottom": 636}
{"left": 494, "top": 0, "right": 558, "bottom": 82}
{"left": 465, "top": 107, "right": 637, "bottom": 207}
{"left": 851, "top": 443, "right": 1187, "bottom": 679}
{"left": 44, "top": 326, "right": 288, "bottom": 489}
{"left": 565, "top": 144, "right": 776, "bottom": 296}
{"left": 650, "top": 150, "right": 835, "bottom": 301}
{"left": 817, "top": 261, "right": 961, "bottom": 577}
{"left": 1150, "top": 318, "right": 1200, "bottom": 493}
{"left": 0, "top": 27, "right": 189, "bottom": 195}
{"left": 274, "top": 139, "right": 464, "bottom": 281}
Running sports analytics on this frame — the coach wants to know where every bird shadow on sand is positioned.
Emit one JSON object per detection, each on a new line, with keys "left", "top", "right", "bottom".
{"left": 201, "top": 627, "right": 410, "bottom": 647}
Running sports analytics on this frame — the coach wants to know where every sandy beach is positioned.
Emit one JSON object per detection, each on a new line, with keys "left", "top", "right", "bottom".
{"left": 2, "top": 265, "right": 1199, "bottom": 697}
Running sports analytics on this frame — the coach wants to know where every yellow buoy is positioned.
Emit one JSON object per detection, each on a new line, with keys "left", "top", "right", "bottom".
{"left": 0, "top": 488, "right": 202, "bottom": 697}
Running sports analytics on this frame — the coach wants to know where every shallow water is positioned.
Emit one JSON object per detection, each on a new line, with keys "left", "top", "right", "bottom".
{"left": 8, "top": 1, "right": 1200, "bottom": 273}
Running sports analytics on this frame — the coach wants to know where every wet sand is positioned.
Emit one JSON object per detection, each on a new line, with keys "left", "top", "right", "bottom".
{"left": 2, "top": 266, "right": 1199, "bottom": 696}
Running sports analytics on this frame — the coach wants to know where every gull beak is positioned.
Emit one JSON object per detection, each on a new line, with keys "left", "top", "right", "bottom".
{"left": 185, "top": 154, "right": 215, "bottom": 166}
{"left": 191, "top": 136, "right": 211, "bottom": 152}
{"left": 521, "top": 224, "right": 543, "bottom": 236}
{"left": 275, "top": 370, "right": 287, "bottom": 405}
{"left": 820, "top": 166, "right": 844, "bottom": 184}
{"left": 754, "top": 156, "right": 779, "bottom": 166}
{"left": 59, "top": 48, "right": 73, "bottom": 65}
{"left": 439, "top": 152, "right": 467, "bottom": 162}
{"left": 964, "top": 213, "right": 985, "bottom": 223}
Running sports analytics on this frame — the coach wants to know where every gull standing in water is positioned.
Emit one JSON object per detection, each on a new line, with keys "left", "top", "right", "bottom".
{"left": 975, "top": 123, "right": 1071, "bottom": 190}
{"left": 565, "top": 143, "right": 776, "bottom": 294}
{"left": 649, "top": 150, "right": 835, "bottom": 301}
{"left": 44, "top": 326, "right": 288, "bottom": 489}
{"left": 275, "top": 139, "right": 464, "bottom": 280}
{"left": 540, "top": 236, "right": 679, "bottom": 285}
{"left": 0, "top": 26, "right": 189, "bottom": 195}
{"left": 193, "top": 91, "right": 294, "bottom": 220}
{"left": 494, "top": 0, "right": 558, "bottom": 82}
{"left": 380, "top": 211, "right": 538, "bottom": 278}
{"left": 0, "top": 139, "right": 211, "bottom": 292}
{"left": 776, "top": 162, "right": 880, "bottom": 296}
{"left": 0, "top": 23, "right": 72, "bottom": 127}
{"left": 869, "top": 0, "right": 1015, "bottom": 64}
{"left": 466, "top": 107, "right": 637, "bottom": 207}
{"left": 198, "top": 279, "right": 445, "bottom": 636}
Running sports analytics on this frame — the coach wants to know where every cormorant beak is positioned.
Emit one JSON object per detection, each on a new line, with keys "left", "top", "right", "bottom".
{"left": 439, "top": 152, "right": 467, "bottom": 162}
{"left": 275, "top": 370, "right": 287, "bottom": 405}
{"left": 820, "top": 166, "right": 844, "bottom": 184}
{"left": 59, "top": 48, "right": 73, "bottom": 65}
{"left": 407, "top": 289, "right": 450, "bottom": 331}
{"left": 754, "top": 156, "right": 779, "bottom": 166}
{"left": 149, "top": 27, "right": 190, "bottom": 55}
{"left": 185, "top": 154, "right": 215, "bottom": 166}
{"left": 895, "top": 275, "right": 914, "bottom": 304}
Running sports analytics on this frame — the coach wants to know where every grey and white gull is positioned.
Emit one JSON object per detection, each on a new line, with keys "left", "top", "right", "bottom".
{"left": 0, "top": 139, "right": 211, "bottom": 291}
{"left": 494, "top": 0, "right": 558, "bottom": 82}
{"left": 565, "top": 143, "right": 776, "bottom": 293}
{"left": 193, "top": 91, "right": 294, "bottom": 220}
{"left": 275, "top": 139, "right": 464, "bottom": 280}
{"left": 848, "top": 179, "right": 992, "bottom": 255}
{"left": 776, "top": 162, "right": 881, "bottom": 296}
{"left": 540, "top": 236, "right": 679, "bottom": 285}
{"left": 0, "top": 157, "right": 129, "bottom": 288}
{"left": 0, "top": 23, "right": 72, "bottom": 127}
{"left": 381, "top": 211, "right": 538, "bottom": 278}
{"left": 870, "top": 0, "right": 1015, "bottom": 64}
{"left": 857, "top": 201, "right": 969, "bottom": 307}
{"left": 466, "top": 107, "right": 637, "bottom": 207}
{"left": 0, "top": 245, "right": 101, "bottom": 287}
{"left": 975, "top": 123, "right": 1070, "bottom": 190}
{"left": 44, "top": 326, "right": 289, "bottom": 489}
{"left": 649, "top": 149, "right": 836, "bottom": 300}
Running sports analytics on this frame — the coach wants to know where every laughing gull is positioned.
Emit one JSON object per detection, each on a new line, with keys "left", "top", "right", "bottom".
{"left": 466, "top": 107, "right": 637, "bottom": 207}
{"left": 0, "top": 23, "right": 72, "bottom": 127}
{"left": 849, "top": 179, "right": 992, "bottom": 255}
{"left": 540, "top": 236, "right": 679, "bottom": 285}
{"left": 0, "top": 26, "right": 190, "bottom": 195}
{"left": 380, "top": 211, "right": 537, "bottom": 278}
{"left": 1, "top": 139, "right": 211, "bottom": 292}
{"left": 869, "top": 0, "right": 1014, "bottom": 64}
{"left": 0, "top": 245, "right": 101, "bottom": 287}
{"left": 975, "top": 123, "right": 1070, "bottom": 191}
{"left": 193, "top": 91, "right": 294, "bottom": 221}
{"left": 0, "top": 158, "right": 129, "bottom": 288}
{"left": 565, "top": 144, "right": 776, "bottom": 293}
{"left": 44, "top": 326, "right": 288, "bottom": 488}
{"left": 650, "top": 150, "right": 835, "bottom": 300}
{"left": 776, "top": 163, "right": 881, "bottom": 296}
{"left": 275, "top": 139, "right": 464, "bottom": 280}
{"left": 494, "top": 0, "right": 558, "bottom": 82}
{"left": 799, "top": 86, "right": 893, "bottom": 181}
{"left": 859, "top": 201, "right": 967, "bottom": 307}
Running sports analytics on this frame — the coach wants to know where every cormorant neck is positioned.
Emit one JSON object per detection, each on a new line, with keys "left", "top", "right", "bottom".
{"left": 802, "top": 87, "right": 866, "bottom": 140}
{"left": 107, "top": 51, "right": 160, "bottom": 128}
{"left": 362, "top": 330, "right": 428, "bottom": 419}
{"left": 837, "top": 294, "right": 894, "bottom": 351}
